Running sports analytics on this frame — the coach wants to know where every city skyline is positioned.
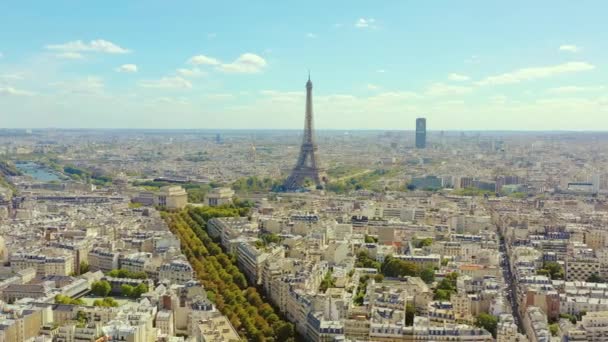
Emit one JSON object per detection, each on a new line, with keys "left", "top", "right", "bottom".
{"left": 1, "top": 1, "right": 608, "bottom": 130}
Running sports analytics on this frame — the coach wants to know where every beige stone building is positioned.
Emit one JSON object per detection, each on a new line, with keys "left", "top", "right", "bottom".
{"left": 204, "top": 187, "right": 234, "bottom": 207}
{"left": 195, "top": 315, "right": 241, "bottom": 342}
{"left": 157, "top": 186, "right": 188, "bottom": 209}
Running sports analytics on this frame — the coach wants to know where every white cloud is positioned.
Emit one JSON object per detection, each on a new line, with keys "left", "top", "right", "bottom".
{"left": 374, "top": 91, "right": 418, "bottom": 99}
{"left": 376, "top": 69, "right": 386, "bottom": 73}
{"left": 46, "top": 39, "right": 130, "bottom": 54}
{"left": 154, "top": 97, "right": 189, "bottom": 105}
{"left": 188, "top": 55, "right": 220, "bottom": 66}
{"left": 206, "top": 93, "right": 234, "bottom": 100}
{"left": 139, "top": 76, "right": 192, "bottom": 89}
{"left": 218, "top": 53, "right": 267, "bottom": 73}
{"left": 426, "top": 83, "right": 472, "bottom": 96}
{"left": 559, "top": 45, "right": 580, "bottom": 53}
{"left": 448, "top": 73, "right": 470, "bottom": 82}
{"left": 306, "top": 33, "right": 317, "bottom": 39}
{"left": 55, "top": 52, "right": 84, "bottom": 59}
{"left": 367, "top": 84, "right": 379, "bottom": 90}
{"left": 53, "top": 77, "right": 104, "bottom": 95}
{"left": 177, "top": 68, "right": 204, "bottom": 78}
{"left": 477, "top": 62, "right": 595, "bottom": 86}
{"left": 0, "top": 52, "right": 3, "bottom": 58}
{"left": 0, "top": 73, "right": 24, "bottom": 80}
{"left": 116, "top": 64, "right": 138, "bottom": 73}
{"left": 0, "top": 86, "right": 34, "bottom": 96}
{"left": 187, "top": 53, "right": 267, "bottom": 74}
{"left": 547, "top": 85, "right": 606, "bottom": 94}
{"left": 355, "top": 18, "right": 376, "bottom": 28}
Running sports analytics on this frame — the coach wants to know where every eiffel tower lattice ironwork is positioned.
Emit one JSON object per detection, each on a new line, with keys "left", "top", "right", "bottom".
{"left": 284, "top": 74, "right": 327, "bottom": 190}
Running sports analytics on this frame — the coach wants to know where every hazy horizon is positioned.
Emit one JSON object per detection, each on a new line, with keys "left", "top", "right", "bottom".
{"left": 5, "top": 128, "right": 608, "bottom": 134}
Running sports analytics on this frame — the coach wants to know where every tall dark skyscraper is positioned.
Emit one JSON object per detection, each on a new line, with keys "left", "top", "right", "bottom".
{"left": 284, "top": 74, "right": 327, "bottom": 190}
{"left": 415, "top": 118, "right": 426, "bottom": 149}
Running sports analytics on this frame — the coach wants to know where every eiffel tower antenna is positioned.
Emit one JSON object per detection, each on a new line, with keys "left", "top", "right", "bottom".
{"left": 284, "top": 73, "right": 327, "bottom": 190}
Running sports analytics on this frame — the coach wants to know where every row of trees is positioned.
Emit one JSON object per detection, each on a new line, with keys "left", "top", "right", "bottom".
{"left": 91, "top": 279, "right": 148, "bottom": 298}
{"left": 63, "top": 165, "right": 112, "bottom": 186}
{"left": 55, "top": 294, "right": 84, "bottom": 305}
{"left": 107, "top": 269, "right": 147, "bottom": 279}
{"left": 319, "top": 270, "right": 336, "bottom": 293}
{"left": 433, "top": 272, "right": 459, "bottom": 301}
{"left": 326, "top": 165, "right": 365, "bottom": 179}
{"left": 355, "top": 252, "right": 436, "bottom": 284}
{"left": 475, "top": 313, "right": 498, "bottom": 338}
{"left": 231, "top": 176, "right": 284, "bottom": 193}
{"left": 325, "top": 169, "right": 396, "bottom": 194}
{"left": 258, "top": 233, "right": 281, "bottom": 247}
{"left": 162, "top": 206, "right": 295, "bottom": 341}
{"left": 93, "top": 297, "right": 119, "bottom": 307}
{"left": 351, "top": 273, "right": 383, "bottom": 306}
{"left": 121, "top": 283, "right": 148, "bottom": 298}
{"left": 382, "top": 256, "right": 436, "bottom": 284}
{"left": 353, "top": 275, "right": 370, "bottom": 305}
{"left": 451, "top": 187, "right": 495, "bottom": 197}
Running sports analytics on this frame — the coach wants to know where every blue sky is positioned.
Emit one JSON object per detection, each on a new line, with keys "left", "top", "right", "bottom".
{"left": 0, "top": 1, "right": 607, "bottom": 130}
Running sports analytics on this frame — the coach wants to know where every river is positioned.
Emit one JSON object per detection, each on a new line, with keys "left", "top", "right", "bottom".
{"left": 15, "top": 162, "right": 62, "bottom": 182}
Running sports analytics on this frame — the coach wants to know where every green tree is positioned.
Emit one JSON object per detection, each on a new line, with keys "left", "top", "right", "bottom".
{"left": 420, "top": 268, "right": 435, "bottom": 284}
{"left": 543, "top": 261, "right": 564, "bottom": 280}
{"left": 132, "top": 283, "right": 149, "bottom": 298}
{"left": 120, "top": 284, "right": 134, "bottom": 297}
{"left": 108, "top": 269, "right": 147, "bottom": 279}
{"left": 537, "top": 269, "right": 550, "bottom": 277}
{"left": 355, "top": 251, "right": 381, "bottom": 270}
{"left": 588, "top": 273, "right": 605, "bottom": 283}
{"left": 319, "top": 271, "right": 336, "bottom": 293}
{"left": 79, "top": 261, "right": 90, "bottom": 275}
{"left": 273, "top": 321, "right": 295, "bottom": 341}
{"left": 54, "top": 294, "right": 84, "bottom": 305}
{"left": 405, "top": 303, "right": 415, "bottom": 326}
{"left": 373, "top": 274, "right": 384, "bottom": 283}
{"left": 91, "top": 280, "right": 111, "bottom": 297}
{"left": 259, "top": 233, "right": 281, "bottom": 245}
{"left": 93, "top": 297, "right": 119, "bottom": 307}
{"left": 381, "top": 256, "right": 420, "bottom": 277}
{"left": 433, "top": 289, "right": 451, "bottom": 301}
{"left": 76, "top": 310, "right": 88, "bottom": 325}
{"left": 414, "top": 238, "right": 433, "bottom": 248}
{"left": 559, "top": 313, "right": 577, "bottom": 324}
{"left": 549, "top": 323, "right": 559, "bottom": 336}
{"left": 475, "top": 313, "right": 498, "bottom": 338}
{"left": 161, "top": 207, "right": 296, "bottom": 341}
{"left": 364, "top": 235, "right": 378, "bottom": 243}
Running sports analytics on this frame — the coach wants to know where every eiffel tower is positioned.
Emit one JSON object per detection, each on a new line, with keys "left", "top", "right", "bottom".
{"left": 284, "top": 74, "right": 327, "bottom": 190}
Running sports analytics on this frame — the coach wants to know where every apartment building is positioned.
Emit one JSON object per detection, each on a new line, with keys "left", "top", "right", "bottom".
{"left": 236, "top": 243, "right": 283, "bottom": 285}
{"left": 159, "top": 258, "right": 193, "bottom": 285}
{"left": 581, "top": 311, "right": 608, "bottom": 341}
{"left": 10, "top": 251, "right": 74, "bottom": 277}
{"left": 88, "top": 248, "right": 120, "bottom": 273}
